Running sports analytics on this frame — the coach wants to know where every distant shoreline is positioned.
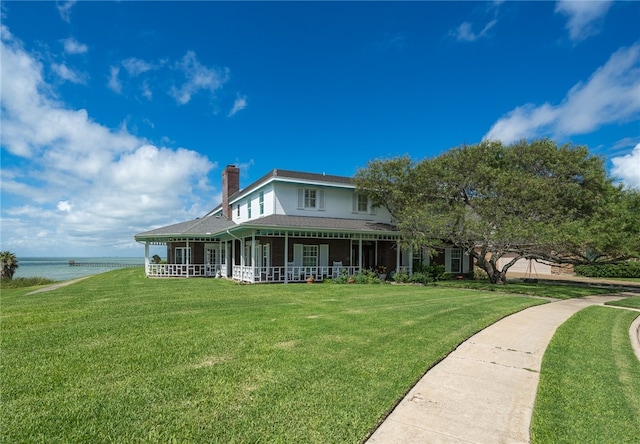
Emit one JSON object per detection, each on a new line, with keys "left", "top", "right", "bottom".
{"left": 14, "top": 257, "right": 147, "bottom": 281}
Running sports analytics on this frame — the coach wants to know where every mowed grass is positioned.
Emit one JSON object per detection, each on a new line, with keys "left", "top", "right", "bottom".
{"left": 531, "top": 306, "right": 640, "bottom": 443}
{"left": 435, "top": 279, "right": 618, "bottom": 299}
{"left": 2, "top": 268, "right": 547, "bottom": 443}
{"left": 606, "top": 296, "right": 640, "bottom": 309}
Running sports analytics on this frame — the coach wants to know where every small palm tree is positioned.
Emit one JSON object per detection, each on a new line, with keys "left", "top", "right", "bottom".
{"left": 0, "top": 251, "right": 19, "bottom": 280}
{"left": 151, "top": 254, "right": 162, "bottom": 264}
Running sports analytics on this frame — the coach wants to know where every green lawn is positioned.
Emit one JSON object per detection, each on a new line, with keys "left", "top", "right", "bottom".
{"left": 1, "top": 268, "right": 548, "bottom": 443}
{"left": 435, "top": 279, "right": 617, "bottom": 299}
{"left": 531, "top": 306, "right": 640, "bottom": 443}
{"left": 606, "top": 296, "right": 640, "bottom": 309}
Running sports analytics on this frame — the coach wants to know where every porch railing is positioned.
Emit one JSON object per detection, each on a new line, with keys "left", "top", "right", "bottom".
{"left": 145, "top": 263, "right": 222, "bottom": 277}
{"left": 238, "top": 265, "right": 360, "bottom": 283}
{"left": 146, "top": 263, "right": 394, "bottom": 283}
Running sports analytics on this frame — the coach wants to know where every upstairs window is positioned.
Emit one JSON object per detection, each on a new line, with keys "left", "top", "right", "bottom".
{"left": 298, "top": 188, "right": 325, "bottom": 211}
{"left": 236, "top": 204, "right": 240, "bottom": 217}
{"left": 259, "top": 191, "right": 264, "bottom": 215}
{"left": 247, "top": 198, "right": 252, "bottom": 219}
{"left": 305, "top": 189, "right": 317, "bottom": 208}
{"left": 357, "top": 194, "right": 368, "bottom": 212}
{"left": 353, "top": 192, "right": 375, "bottom": 214}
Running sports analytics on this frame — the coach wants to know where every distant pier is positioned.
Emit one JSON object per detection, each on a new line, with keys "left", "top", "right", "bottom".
{"left": 68, "top": 260, "right": 143, "bottom": 268}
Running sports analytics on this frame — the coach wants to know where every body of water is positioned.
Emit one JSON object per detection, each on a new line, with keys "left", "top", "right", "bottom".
{"left": 13, "top": 257, "right": 145, "bottom": 281}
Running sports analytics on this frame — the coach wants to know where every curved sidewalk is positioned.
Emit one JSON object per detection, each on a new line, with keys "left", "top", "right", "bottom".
{"left": 366, "top": 295, "right": 631, "bottom": 444}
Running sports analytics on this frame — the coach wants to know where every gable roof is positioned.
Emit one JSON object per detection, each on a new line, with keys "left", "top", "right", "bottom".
{"left": 134, "top": 168, "right": 395, "bottom": 242}
{"left": 206, "top": 168, "right": 354, "bottom": 216}
{"left": 134, "top": 215, "right": 236, "bottom": 241}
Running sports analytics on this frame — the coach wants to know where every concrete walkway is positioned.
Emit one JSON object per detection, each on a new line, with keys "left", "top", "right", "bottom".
{"left": 25, "top": 276, "right": 92, "bottom": 295}
{"left": 366, "top": 294, "right": 636, "bottom": 444}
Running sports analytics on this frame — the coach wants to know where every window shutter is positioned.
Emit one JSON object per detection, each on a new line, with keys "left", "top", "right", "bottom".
{"left": 369, "top": 199, "right": 376, "bottom": 215}
{"left": 297, "top": 188, "right": 304, "bottom": 209}
{"left": 401, "top": 248, "right": 410, "bottom": 267}
{"left": 352, "top": 194, "right": 358, "bottom": 212}
{"left": 444, "top": 248, "right": 452, "bottom": 273}
{"left": 293, "top": 244, "right": 303, "bottom": 267}
{"left": 319, "top": 244, "right": 329, "bottom": 267}
{"left": 318, "top": 190, "right": 325, "bottom": 210}
{"left": 462, "top": 251, "right": 470, "bottom": 273}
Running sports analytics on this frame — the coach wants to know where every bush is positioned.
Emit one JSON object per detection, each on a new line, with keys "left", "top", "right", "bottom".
{"left": 409, "top": 272, "right": 433, "bottom": 285}
{"left": 328, "top": 269, "right": 384, "bottom": 284}
{"left": 473, "top": 267, "right": 489, "bottom": 280}
{"left": 392, "top": 271, "right": 410, "bottom": 283}
{"left": 574, "top": 262, "right": 640, "bottom": 278}
{"left": 0, "top": 277, "right": 57, "bottom": 289}
{"left": 426, "top": 264, "right": 448, "bottom": 281}
{"left": 354, "top": 269, "right": 383, "bottom": 284}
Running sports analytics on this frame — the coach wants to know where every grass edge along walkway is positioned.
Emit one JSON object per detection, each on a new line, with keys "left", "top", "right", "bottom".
{"left": 531, "top": 304, "right": 640, "bottom": 443}
{"left": 366, "top": 295, "right": 627, "bottom": 444}
{"left": 2, "top": 269, "right": 547, "bottom": 444}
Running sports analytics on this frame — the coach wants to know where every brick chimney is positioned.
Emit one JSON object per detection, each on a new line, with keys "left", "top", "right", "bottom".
{"left": 222, "top": 164, "right": 240, "bottom": 219}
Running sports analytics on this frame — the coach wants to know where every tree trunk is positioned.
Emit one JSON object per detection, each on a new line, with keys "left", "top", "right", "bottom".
{"left": 473, "top": 251, "right": 508, "bottom": 285}
{"left": 487, "top": 268, "right": 507, "bottom": 285}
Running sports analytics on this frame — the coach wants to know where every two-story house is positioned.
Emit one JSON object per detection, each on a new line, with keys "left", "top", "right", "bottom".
{"left": 134, "top": 165, "right": 471, "bottom": 283}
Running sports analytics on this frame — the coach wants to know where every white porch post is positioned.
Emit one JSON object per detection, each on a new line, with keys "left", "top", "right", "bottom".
{"left": 409, "top": 245, "right": 414, "bottom": 276}
{"left": 224, "top": 241, "right": 229, "bottom": 277}
{"left": 251, "top": 232, "right": 256, "bottom": 282}
{"left": 144, "top": 241, "right": 150, "bottom": 277}
{"left": 232, "top": 239, "right": 236, "bottom": 277}
{"left": 186, "top": 238, "right": 190, "bottom": 278}
{"left": 396, "top": 239, "right": 401, "bottom": 274}
{"left": 358, "top": 236, "right": 363, "bottom": 271}
{"left": 284, "top": 232, "right": 289, "bottom": 283}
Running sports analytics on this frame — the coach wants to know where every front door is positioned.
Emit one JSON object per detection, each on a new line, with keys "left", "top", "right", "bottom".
{"left": 205, "top": 245, "right": 218, "bottom": 277}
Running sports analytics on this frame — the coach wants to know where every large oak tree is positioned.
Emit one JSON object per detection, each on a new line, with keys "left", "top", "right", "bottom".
{"left": 355, "top": 139, "right": 640, "bottom": 284}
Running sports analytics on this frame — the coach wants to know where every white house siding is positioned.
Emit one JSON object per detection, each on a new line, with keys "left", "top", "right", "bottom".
{"left": 231, "top": 183, "right": 276, "bottom": 223}
{"left": 273, "top": 182, "right": 394, "bottom": 223}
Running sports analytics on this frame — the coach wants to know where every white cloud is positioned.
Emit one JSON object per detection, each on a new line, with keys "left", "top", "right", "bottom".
{"left": 62, "top": 37, "right": 88, "bottom": 55}
{"left": 57, "top": 200, "right": 72, "bottom": 212}
{"left": 107, "top": 65, "right": 122, "bottom": 93}
{"left": 52, "top": 62, "right": 86, "bottom": 84}
{"left": 451, "top": 1, "right": 501, "bottom": 43}
{"left": 611, "top": 143, "right": 640, "bottom": 190}
{"left": 56, "top": 0, "right": 77, "bottom": 23}
{"left": 169, "top": 50, "right": 229, "bottom": 105}
{"left": 485, "top": 43, "right": 640, "bottom": 144}
{"left": 121, "top": 57, "right": 155, "bottom": 76}
{"left": 228, "top": 94, "right": 248, "bottom": 117}
{"left": 141, "top": 80, "right": 153, "bottom": 100}
{"left": 452, "top": 19, "right": 497, "bottom": 42}
{"left": 0, "top": 25, "right": 218, "bottom": 256}
{"left": 555, "top": 0, "right": 613, "bottom": 42}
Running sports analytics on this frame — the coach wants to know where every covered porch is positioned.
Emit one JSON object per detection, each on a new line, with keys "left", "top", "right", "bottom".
{"left": 138, "top": 227, "right": 410, "bottom": 283}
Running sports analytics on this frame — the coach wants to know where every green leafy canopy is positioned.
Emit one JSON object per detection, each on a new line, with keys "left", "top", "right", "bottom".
{"left": 355, "top": 139, "right": 640, "bottom": 284}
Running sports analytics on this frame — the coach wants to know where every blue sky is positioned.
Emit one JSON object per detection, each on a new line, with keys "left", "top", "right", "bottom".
{"left": 1, "top": 1, "right": 639, "bottom": 257}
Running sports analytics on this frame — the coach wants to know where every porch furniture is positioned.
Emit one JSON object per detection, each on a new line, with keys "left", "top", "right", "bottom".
{"left": 332, "top": 261, "right": 343, "bottom": 278}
